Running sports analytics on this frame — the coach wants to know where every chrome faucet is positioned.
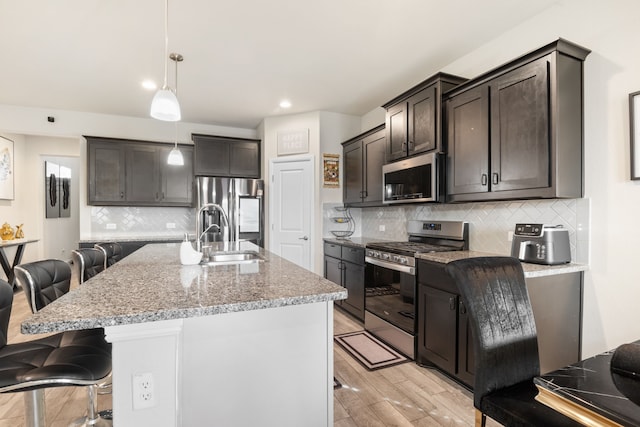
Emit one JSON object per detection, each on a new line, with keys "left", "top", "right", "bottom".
{"left": 195, "top": 203, "right": 231, "bottom": 251}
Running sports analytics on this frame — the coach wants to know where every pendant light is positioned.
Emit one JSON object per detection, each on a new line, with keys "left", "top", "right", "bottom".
{"left": 150, "top": 0, "right": 181, "bottom": 121}
{"left": 167, "top": 53, "right": 185, "bottom": 165}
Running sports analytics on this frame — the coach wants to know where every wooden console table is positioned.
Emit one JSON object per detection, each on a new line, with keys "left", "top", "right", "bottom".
{"left": 0, "top": 239, "right": 39, "bottom": 288}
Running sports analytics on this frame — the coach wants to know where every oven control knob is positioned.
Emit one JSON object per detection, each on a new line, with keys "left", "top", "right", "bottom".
{"left": 382, "top": 253, "right": 390, "bottom": 260}
{"left": 399, "top": 257, "right": 407, "bottom": 264}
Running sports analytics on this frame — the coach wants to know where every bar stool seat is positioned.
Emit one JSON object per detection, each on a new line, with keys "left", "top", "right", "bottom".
{"left": 94, "top": 242, "right": 123, "bottom": 269}
{"left": 15, "top": 259, "right": 112, "bottom": 427}
{"left": 0, "top": 278, "right": 111, "bottom": 427}
{"left": 72, "top": 248, "right": 105, "bottom": 284}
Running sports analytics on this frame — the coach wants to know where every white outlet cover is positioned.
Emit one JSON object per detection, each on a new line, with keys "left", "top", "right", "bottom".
{"left": 132, "top": 372, "right": 155, "bottom": 410}
{"left": 106, "top": 223, "right": 117, "bottom": 230}
{"left": 379, "top": 225, "right": 386, "bottom": 232}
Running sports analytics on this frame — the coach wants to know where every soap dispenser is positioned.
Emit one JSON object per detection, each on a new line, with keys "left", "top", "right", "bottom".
{"left": 180, "top": 233, "right": 203, "bottom": 265}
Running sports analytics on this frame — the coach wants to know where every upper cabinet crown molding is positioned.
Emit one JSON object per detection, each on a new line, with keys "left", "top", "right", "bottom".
{"left": 382, "top": 72, "right": 467, "bottom": 163}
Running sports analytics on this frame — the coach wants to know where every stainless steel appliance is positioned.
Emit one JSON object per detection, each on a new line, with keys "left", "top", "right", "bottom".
{"left": 510, "top": 223, "right": 571, "bottom": 265}
{"left": 196, "top": 177, "right": 264, "bottom": 247}
{"left": 364, "top": 220, "right": 468, "bottom": 358}
{"left": 382, "top": 152, "right": 442, "bottom": 204}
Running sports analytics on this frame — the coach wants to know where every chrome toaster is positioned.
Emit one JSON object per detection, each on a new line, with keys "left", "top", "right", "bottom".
{"left": 510, "top": 224, "right": 571, "bottom": 265}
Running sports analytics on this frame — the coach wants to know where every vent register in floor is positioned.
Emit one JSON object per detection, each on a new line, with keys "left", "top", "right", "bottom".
{"left": 334, "top": 331, "right": 409, "bottom": 370}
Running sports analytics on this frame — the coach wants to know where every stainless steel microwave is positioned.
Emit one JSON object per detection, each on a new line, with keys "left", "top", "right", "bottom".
{"left": 382, "top": 152, "right": 440, "bottom": 204}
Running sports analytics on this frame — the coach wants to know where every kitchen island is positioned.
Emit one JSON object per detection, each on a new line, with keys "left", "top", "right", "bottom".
{"left": 22, "top": 242, "right": 346, "bottom": 427}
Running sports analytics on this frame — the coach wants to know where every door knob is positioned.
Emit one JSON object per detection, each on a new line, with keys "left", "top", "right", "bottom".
{"left": 298, "top": 236, "right": 309, "bottom": 240}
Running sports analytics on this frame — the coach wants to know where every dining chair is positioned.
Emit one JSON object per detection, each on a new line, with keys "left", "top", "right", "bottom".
{"left": 72, "top": 248, "right": 106, "bottom": 284}
{"left": 94, "top": 242, "right": 123, "bottom": 269}
{"left": 444, "top": 256, "right": 582, "bottom": 427}
{"left": 15, "top": 259, "right": 112, "bottom": 426}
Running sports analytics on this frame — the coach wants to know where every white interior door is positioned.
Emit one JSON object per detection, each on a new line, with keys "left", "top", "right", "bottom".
{"left": 269, "top": 156, "right": 313, "bottom": 271}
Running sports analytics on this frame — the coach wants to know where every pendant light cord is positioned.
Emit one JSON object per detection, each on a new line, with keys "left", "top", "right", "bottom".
{"left": 162, "top": 0, "right": 169, "bottom": 90}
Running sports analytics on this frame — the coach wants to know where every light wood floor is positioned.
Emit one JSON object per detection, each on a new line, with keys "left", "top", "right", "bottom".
{"left": 0, "top": 290, "right": 496, "bottom": 426}
{"left": 333, "top": 308, "right": 499, "bottom": 427}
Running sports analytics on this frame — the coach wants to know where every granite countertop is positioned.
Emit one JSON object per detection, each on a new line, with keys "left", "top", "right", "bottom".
{"left": 416, "top": 250, "right": 589, "bottom": 278}
{"left": 79, "top": 235, "right": 184, "bottom": 243}
{"left": 323, "top": 237, "right": 392, "bottom": 248}
{"left": 22, "top": 242, "right": 346, "bottom": 335}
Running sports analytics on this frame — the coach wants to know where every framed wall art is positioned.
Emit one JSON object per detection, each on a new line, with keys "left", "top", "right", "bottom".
{"left": 0, "top": 136, "right": 14, "bottom": 200}
{"left": 323, "top": 153, "right": 340, "bottom": 188}
{"left": 631, "top": 91, "right": 640, "bottom": 180}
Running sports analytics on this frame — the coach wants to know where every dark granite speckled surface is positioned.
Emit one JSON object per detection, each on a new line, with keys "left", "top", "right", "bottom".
{"left": 21, "top": 242, "right": 346, "bottom": 335}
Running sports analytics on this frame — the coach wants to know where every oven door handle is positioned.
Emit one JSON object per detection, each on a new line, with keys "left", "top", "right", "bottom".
{"left": 365, "top": 257, "right": 415, "bottom": 275}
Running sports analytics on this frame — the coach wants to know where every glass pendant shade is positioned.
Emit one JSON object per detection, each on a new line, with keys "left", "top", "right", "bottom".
{"left": 150, "top": 88, "right": 181, "bottom": 121}
{"left": 167, "top": 145, "right": 184, "bottom": 165}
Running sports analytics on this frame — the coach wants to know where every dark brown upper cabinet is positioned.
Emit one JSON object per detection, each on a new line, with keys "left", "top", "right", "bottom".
{"left": 86, "top": 136, "right": 194, "bottom": 207}
{"left": 383, "top": 73, "right": 467, "bottom": 163}
{"left": 445, "top": 39, "right": 590, "bottom": 203}
{"left": 342, "top": 125, "right": 386, "bottom": 207}
{"left": 192, "top": 134, "right": 260, "bottom": 178}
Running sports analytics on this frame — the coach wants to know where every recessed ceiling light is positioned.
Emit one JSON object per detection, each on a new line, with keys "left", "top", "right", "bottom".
{"left": 279, "top": 100, "right": 292, "bottom": 109}
{"left": 142, "top": 80, "right": 157, "bottom": 91}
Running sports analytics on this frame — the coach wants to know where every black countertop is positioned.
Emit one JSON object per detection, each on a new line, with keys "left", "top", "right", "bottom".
{"left": 535, "top": 341, "right": 640, "bottom": 426}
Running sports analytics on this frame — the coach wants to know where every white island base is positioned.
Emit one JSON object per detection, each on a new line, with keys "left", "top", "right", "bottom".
{"left": 105, "top": 301, "right": 334, "bottom": 427}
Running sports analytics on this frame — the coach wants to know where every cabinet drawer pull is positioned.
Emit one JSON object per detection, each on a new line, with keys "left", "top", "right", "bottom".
{"left": 449, "top": 297, "right": 456, "bottom": 310}
{"left": 481, "top": 174, "right": 488, "bottom": 186}
{"left": 492, "top": 173, "right": 499, "bottom": 185}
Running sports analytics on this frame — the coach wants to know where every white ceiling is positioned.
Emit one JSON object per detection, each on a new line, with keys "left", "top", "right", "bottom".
{"left": 0, "top": 0, "right": 559, "bottom": 129}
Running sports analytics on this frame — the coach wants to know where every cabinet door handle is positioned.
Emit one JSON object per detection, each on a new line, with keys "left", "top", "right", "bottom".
{"left": 481, "top": 174, "right": 488, "bottom": 186}
{"left": 120, "top": 192, "right": 124, "bottom": 199}
{"left": 459, "top": 301, "right": 467, "bottom": 314}
{"left": 362, "top": 190, "right": 368, "bottom": 198}
{"left": 408, "top": 140, "right": 414, "bottom": 149}
{"left": 298, "top": 236, "right": 309, "bottom": 241}
{"left": 402, "top": 141, "right": 408, "bottom": 151}
{"left": 449, "top": 297, "right": 456, "bottom": 311}
{"left": 492, "top": 173, "right": 499, "bottom": 185}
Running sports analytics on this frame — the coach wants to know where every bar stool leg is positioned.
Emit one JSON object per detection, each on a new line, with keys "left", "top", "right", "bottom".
{"left": 24, "top": 389, "right": 46, "bottom": 427}
{"left": 69, "top": 384, "right": 112, "bottom": 427}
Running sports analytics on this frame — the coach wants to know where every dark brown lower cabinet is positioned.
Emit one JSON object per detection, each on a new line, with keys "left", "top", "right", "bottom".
{"left": 417, "top": 260, "right": 474, "bottom": 387}
{"left": 324, "top": 242, "right": 365, "bottom": 321}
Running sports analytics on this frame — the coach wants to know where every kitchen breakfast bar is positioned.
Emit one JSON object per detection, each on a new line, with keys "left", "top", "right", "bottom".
{"left": 21, "top": 243, "right": 346, "bottom": 427}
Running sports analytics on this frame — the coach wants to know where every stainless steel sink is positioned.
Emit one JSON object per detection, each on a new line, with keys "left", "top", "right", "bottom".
{"left": 201, "top": 250, "right": 265, "bottom": 266}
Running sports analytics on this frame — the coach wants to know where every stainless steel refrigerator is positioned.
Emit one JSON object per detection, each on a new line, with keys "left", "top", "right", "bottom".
{"left": 196, "top": 177, "right": 264, "bottom": 247}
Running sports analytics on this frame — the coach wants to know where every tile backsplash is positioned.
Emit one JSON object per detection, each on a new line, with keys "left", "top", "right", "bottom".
{"left": 90, "top": 206, "right": 195, "bottom": 238}
{"left": 324, "top": 198, "right": 590, "bottom": 264}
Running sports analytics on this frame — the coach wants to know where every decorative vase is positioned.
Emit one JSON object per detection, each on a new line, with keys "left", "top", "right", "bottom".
{"left": 1, "top": 223, "right": 14, "bottom": 241}
{"left": 15, "top": 224, "right": 24, "bottom": 239}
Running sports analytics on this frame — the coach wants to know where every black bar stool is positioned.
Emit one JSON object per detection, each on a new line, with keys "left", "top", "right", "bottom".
{"left": 15, "top": 259, "right": 112, "bottom": 427}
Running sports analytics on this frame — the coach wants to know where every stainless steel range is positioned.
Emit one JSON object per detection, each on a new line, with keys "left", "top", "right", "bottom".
{"left": 364, "top": 220, "right": 468, "bottom": 358}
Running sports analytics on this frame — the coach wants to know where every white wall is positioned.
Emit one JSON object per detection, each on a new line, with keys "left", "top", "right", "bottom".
{"left": 0, "top": 133, "right": 81, "bottom": 271}
{"left": 260, "top": 111, "right": 360, "bottom": 274}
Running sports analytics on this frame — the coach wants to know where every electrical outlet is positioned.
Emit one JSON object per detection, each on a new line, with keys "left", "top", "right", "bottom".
{"left": 507, "top": 231, "right": 514, "bottom": 242}
{"left": 106, "top": 223, "right": 117, "bottom": 230}
{"left": 132, "top": 372, "right": 155, "bottom": 410}
{"left": 166, "top": 222, "right": 176, "bottom": 229}
{"left": 379, "top": 225, "right": 386, "bottom": 232}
